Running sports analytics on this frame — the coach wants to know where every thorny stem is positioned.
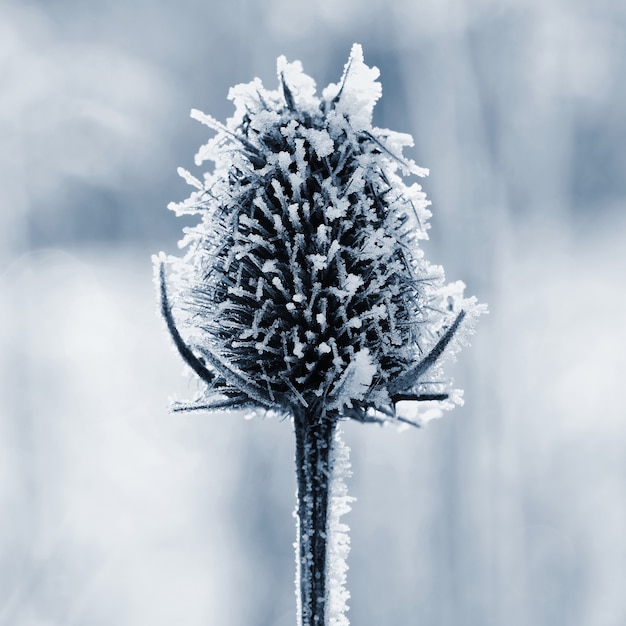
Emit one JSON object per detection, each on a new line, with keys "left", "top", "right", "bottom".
{"left": 294, "top": 409, "right": 337, "bottom": 626}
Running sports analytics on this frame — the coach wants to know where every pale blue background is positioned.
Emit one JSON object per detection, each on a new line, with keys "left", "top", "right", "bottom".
{"left": 1, "top": 1, "right": 625, "bottom": 625}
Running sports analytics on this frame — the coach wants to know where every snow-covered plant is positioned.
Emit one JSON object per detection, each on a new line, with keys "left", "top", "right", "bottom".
{"left": 155, "top": 44, "right": 485, "bottom": 626}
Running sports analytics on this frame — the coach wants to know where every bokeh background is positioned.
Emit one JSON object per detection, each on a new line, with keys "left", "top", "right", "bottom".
{"left": 1, "top": 1, "right": 625, "bottom": 625}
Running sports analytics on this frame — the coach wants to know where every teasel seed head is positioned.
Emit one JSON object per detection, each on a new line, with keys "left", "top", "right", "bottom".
{"left": 156, "top": 44, "right": 486, "bottom": 425}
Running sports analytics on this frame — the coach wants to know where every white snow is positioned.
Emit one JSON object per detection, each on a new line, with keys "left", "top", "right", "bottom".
{"left": 288, "top": 203, "right": 302, "bottom": 228}
{"left": 292, "top": 330, "right": 305, "bottom": 358}
{"left": 249, "top": 109, "right": 282, "bottom": 134}
{"left": 308, "top": 254, "right": 327, "bottom": 272}
{"left": 331, "top": 348, "right": 377, "bottom": 410}
{"left": 321, "top": 43, "right": 382, "bottom": 132}
{"left": 326, "top": 427, "right": 354, "bottom": 626}
{"left": 276, "top": 55, "right": 318, "bottom": 112}
{"left": 305, "top": 127, "right": 334, "bottom": 159}
{"left": 261, "top": 259, "right": 278, "bottom": 274}
{"left": 317, "top": 223, "right": 329, "bottom": 244}
{"left": 176, "top": 167, "right": 203, "bottom": 190}
{"left": 347, "top": 317, "right": 362, "bottom": 329}
{"left": 343, "top": 273, "right": 363, "bottom": 297}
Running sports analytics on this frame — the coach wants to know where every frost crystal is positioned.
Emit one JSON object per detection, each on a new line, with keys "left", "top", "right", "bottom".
{"left": 326, "top": 428, "right": 354, "bottom": 626}
{"left": 156, "top": 43, "right": 485, "bottom": 424}
{"left": 156, "top": 44, "right": 486, "bottom": 626}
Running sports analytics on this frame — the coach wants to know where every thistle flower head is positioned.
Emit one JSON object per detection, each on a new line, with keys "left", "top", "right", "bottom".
{"left": 157, "top": 44, "right": 485, "bottom": 424}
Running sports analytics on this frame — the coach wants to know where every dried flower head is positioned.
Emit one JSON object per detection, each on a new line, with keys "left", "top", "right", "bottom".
{"left": 156, "top": 44, "right": 485, "bottom": 425}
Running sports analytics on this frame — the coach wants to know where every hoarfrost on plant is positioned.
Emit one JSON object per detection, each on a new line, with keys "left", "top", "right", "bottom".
{"left": 155, "top": 42, "right": 487, "bottom": 626}
{"left": 156, "top": 41, "right": 486, "bottom": 427}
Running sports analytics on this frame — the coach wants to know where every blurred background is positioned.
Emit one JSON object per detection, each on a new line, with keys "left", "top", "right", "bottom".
{"left": 1, "top": 0, "right": 625, "bottom": 624}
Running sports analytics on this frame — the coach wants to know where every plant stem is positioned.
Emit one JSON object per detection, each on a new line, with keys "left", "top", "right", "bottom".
{"left": 294, "top": 409, "right": 337, "bottom": 626}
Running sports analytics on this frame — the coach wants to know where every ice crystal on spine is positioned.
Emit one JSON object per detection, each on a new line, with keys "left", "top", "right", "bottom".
{"left": 157, "top": 43, "right": 484, "bottom": 423}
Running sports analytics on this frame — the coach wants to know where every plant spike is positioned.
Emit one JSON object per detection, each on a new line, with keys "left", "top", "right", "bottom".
{"left": 155, "top": 43, "right": 486, "bottom": 626}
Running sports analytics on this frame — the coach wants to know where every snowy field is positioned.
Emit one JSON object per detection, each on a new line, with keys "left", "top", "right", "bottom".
{"left": 2, "top": 1, "right": 626, "bottom": 625}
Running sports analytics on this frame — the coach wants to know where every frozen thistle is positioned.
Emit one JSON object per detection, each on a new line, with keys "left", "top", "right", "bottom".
{"left": 155, "top": 44, "right": 485, "bottom": 626}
